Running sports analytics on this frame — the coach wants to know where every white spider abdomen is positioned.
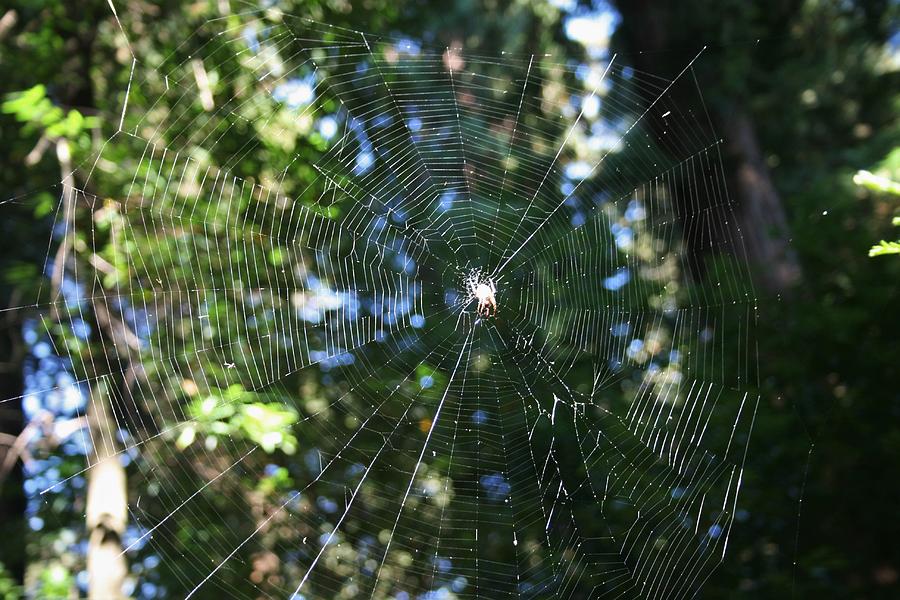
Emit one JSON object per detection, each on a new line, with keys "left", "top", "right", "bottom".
{"left": 475, "top": 283, "right": 493, "bottom": 300}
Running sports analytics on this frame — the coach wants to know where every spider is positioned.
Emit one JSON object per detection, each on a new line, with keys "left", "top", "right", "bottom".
{"left": 470, "top": 278, "right": 498, "bottom": 318}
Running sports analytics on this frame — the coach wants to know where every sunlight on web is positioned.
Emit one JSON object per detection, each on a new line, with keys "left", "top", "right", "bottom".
{"left": 10, "top": 2, "right": 763, "bottom": 598}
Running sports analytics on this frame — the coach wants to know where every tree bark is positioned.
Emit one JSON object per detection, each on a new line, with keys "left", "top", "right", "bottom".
{"left": 0, "top": 324, "right": 26, "bottom": 583}
{"left": 85, "top": 381, "right": 128, "bottom": 600}
{"left": 57, "top": 139, "right": 129, "bottom": 599}
{"left": 612, "top": 0, "right": 803, "bottom": 293}
{"left": 721, "top": 109, "right": 802, "bottom": 291}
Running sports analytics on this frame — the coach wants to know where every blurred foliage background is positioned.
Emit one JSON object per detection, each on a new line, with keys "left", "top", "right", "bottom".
{"left": 0, "top": 0, "right": 898, "bottom": 599}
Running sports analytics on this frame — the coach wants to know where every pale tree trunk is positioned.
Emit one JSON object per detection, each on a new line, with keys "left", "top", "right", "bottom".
{"left": 57, "top": 139, "right": 129, "bottom": 599}
{"left": 85, "top": 381, "right": 128, "bottom": 600}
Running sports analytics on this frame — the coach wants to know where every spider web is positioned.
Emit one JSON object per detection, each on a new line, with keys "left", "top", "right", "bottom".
{"left": 14, "top": 6, "right": 762, "bottom": 599}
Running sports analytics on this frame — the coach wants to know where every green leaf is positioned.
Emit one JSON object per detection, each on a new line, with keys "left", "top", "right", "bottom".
{"left": 175, "top": 425, "right": 196, "bottom": 450}
{"left": 34, "top": 192, "right": 55, "bottom": 218}
{"left": 3, "top": 262, "right": 39, "bottom": 284}
{"left": 854, "top": 170, "right": 900, "bottom": 196}
{"left": 868, "top": 240, "right": 900, "bottom": 257}
{"left": 1, "top": 85, "right": 47, "bottom": 120}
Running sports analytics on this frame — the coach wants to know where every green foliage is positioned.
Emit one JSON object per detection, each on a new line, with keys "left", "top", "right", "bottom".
{"left": 2, "top": 85, "right": 98, "bottom": 140}
{"left": 0, "top": 563, "right": 22, "bottom": 600}
{"left": 854, "top": 167, "right": 900, "bottom": 257}
{"left": 869, "top": 238, "right": 900, "bottom": 257}
{"left": 257, "top": 465, "right": 293, "bottom": 496}
{"left": 35, "top": 563, "right": 73, "bottom": 600}
{"left": 2, "top": 0, "right": 898, "bottom": 598}
{"left": 178, "top": 384, "right": 299, "bottom": 454}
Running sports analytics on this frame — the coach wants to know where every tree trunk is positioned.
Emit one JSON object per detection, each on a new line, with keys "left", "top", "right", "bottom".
{"left": 0, "top": 329, "right": 26, "bottom": 583}
{"left": 721, "top": 109, "right": 802, "bottom": 291}
{"left": 56, "top": 139, "right": 129, "bottom": 599}
{"left": 612, "top": 0, "right": 803, "bottom": 293}
{"left": 85, "top": 381, "right": 128, "bottom": 600}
